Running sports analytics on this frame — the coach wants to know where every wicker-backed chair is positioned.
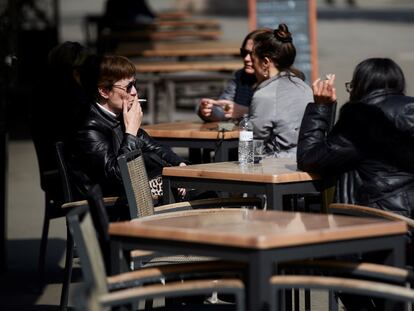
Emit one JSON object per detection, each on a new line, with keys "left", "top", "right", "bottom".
{"left": 117, "top": 149, "right": 262, "bottom": 220}
{"left": 67, "top": 204, "right": 245, "bottom": 311}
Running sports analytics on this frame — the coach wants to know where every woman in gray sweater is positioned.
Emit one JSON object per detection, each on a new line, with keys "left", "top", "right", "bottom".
{"left": 250, "top": 24, "right": 313, "bottom": 158}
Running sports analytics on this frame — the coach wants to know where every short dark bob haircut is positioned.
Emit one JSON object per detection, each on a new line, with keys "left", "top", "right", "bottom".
{"left": 80, "top": 55, "right": 135, "bottom": 101}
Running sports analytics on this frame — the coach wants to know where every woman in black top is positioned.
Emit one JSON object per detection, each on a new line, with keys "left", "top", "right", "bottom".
{"left": 297, "top": 57, "right": 414, "bottom": 311}
{"left": 298, "top": 58, "right": 414, "bottom": 216}
{"left": 73, "top": 55, "right": 186, "bottom": 199}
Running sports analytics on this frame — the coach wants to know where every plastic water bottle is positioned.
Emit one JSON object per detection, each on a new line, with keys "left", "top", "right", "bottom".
{"left": 238, "top": 114, "right": 254, "bottom": 165}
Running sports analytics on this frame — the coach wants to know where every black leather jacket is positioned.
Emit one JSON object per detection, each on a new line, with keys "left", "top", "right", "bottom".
{"left": 72, "top": 102, "right": 184, "bottom": 196}
{"left": 297, "top": 90, "right": 414, "bottom": 216}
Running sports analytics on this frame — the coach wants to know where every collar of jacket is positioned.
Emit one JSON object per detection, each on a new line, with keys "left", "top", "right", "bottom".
{"left": 92, "top": 102, "right": 122, "bottom": 128}
{"left": 359, "top": 89, "right": 403, "bottom": 105}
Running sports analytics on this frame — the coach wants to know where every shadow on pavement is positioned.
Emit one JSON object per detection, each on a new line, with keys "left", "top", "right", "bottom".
{"left": 0, "top": 238, "right": 80, "bottom": 311}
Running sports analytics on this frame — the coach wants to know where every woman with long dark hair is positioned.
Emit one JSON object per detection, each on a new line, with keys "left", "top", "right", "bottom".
{"left": 298, "top": 57, "right": 414, "bottom": 215}
{"left": 197, "top": 28, "right": 270, "bottom": 122}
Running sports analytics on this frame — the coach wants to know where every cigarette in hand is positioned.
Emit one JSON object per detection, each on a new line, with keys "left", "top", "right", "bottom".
{"left": 138, "top": 99, "right": 147, "bottom": 102}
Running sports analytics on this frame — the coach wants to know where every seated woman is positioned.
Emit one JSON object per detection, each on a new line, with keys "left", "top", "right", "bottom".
{"left": 298, "top": 57, "right": 414, "bottom": 311}
{"left": 249, "top": 24, "right": 313, "bottom": 158}
{"left": 72, "top": 55, "right": 186, "bottom": 215}
{"left": 297, "top": 58, "right": 414, "bottom": 217}
{"left": 197, "top": 29, "right": 269, "bottom": 122}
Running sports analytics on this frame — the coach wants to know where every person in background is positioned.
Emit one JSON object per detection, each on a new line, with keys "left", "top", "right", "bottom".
{"left": 104, "top": 0, "right": 155, "bottom": 24}
{"left": 197, "top": 29, "right": 270, "bottom": 122}
{"left": 249, "top": 24, "right": 313, "bottom": 158}
{"left": 326, "top": 0, "right": 356, "bottom": 7}
{"left": 72, "top": 55, "right": 186, "bottom": 215}
{"left": 30, "top": 41, "right": 90, "bottom": 204}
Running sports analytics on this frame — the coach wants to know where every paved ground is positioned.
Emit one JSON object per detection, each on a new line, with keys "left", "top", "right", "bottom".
{"left": 1, "top": 0, "right": 414, "bottom": 310}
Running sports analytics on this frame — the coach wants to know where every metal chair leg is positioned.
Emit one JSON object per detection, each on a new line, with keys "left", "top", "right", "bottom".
{"left": 60, "top": 224, "right": 74, "bottom": 311}
{"left": 283, "top": 288, "right": 293, "bottom": 311}
{"left": 38, "top": 196, "right": 51, "bottom": 281}
{"left": 305, "top": 289, "right": 311, "bottom": 311}
{"left": 294, "top": 289, "right": 300, "bottom": 311}
{"left": 329, "top": 291, "right": 338, "bottom": 311}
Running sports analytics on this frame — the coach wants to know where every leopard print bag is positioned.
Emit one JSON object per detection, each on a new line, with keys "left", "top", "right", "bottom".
{"left": 149, "top": 175, "right": 163, "bottom": 200}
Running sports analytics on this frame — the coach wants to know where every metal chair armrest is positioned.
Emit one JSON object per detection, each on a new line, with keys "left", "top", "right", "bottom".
{"left": 102, "top": 278, "right": 245, "bottom": 309}
{"left": 271, "top": 275, "right": 414, "bottom": 305}
{"left": 281, "top": 259, "right": 413, "bottom": 285}
{"left": 62, "top": 197, "right": 119, "bottom": 210}
{"left": 154, "top": 197, "right": 263, "bottom": 214}
{"left": 107, "top": 260, "right": 246, "bottom": 290}
{"left": 329, "top": 203, "right": 414, "bottom": 229}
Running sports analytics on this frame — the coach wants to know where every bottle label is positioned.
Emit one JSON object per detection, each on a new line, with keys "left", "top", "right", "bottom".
{"left": 239, "top": 130, "right": 253, "bottom": 142}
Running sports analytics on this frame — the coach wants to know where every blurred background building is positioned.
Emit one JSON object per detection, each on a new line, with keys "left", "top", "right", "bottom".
{"left": 1, "top": 0, "right": 414, "bottom": 138}
{"left": 1, "top": 0, "right": 414, "bottom": 309}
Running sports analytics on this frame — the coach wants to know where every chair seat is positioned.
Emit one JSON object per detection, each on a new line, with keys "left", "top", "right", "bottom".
{"left": 140, "top": 254, "right": 218, "bottom": 268}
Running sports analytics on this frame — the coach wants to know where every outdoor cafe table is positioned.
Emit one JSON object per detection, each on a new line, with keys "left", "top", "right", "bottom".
{"left": 116, "top": 41, "right": 240, "bottom": 58}
{"left": 109, "top": 208, "right": 407, "bottom": 311}
{"left": 142, "top": 121, "right": 239, "bottom": 162}
{"left": 134, "top": 59, "right": 241, "bottom": 74}
{"left": 162, "top": 157, "right": 326, "bottom": 210}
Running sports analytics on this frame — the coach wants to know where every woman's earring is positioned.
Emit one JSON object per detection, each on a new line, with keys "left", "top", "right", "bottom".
{"left": 263, "top": 68, "right": 269, "bottom": 78}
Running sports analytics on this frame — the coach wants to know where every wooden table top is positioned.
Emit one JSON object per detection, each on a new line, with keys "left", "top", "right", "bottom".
{"left": 103, "top": 18, "right": 220, "bottom": 31}
{"left": 162, "top": 157, "right": 319, "bottom": 184}
{"left": 134, "top": 59, "right": 242, "bottom": 73}
{"left": 106, "top": 29, "right": 222, "bottom": 41}
{"left": 142, "top": 121, "right": 239, "bottom": 139}
{"left": 117, "top": 41, "right": 240, "bottom": 58}
{"left": 109, "top": 209, "right": 407, "bottom": 249}
{"left": 125, "top": 19, "right": 220, "bottom": 30}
